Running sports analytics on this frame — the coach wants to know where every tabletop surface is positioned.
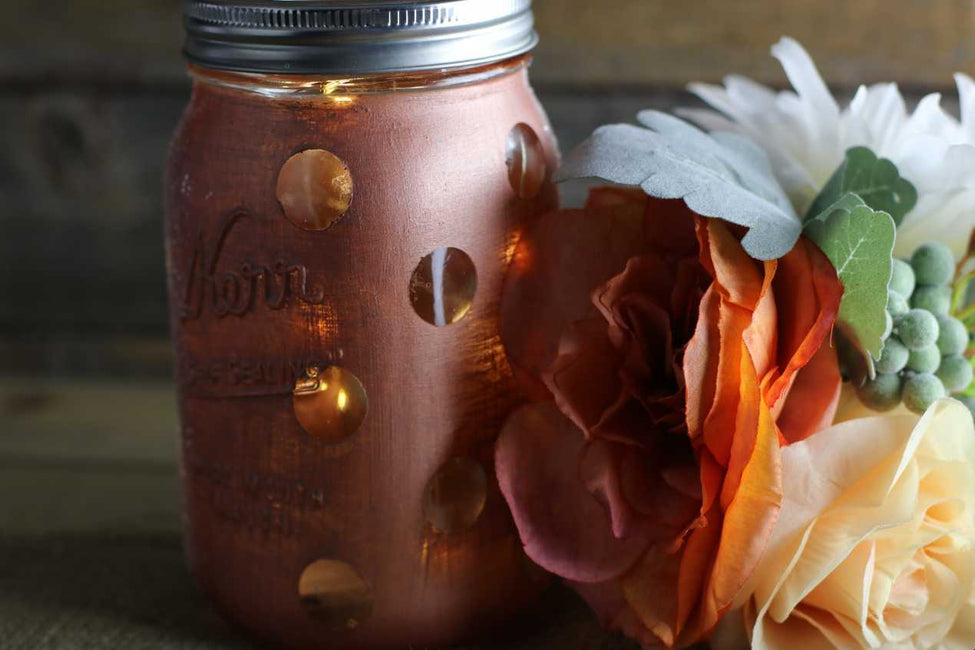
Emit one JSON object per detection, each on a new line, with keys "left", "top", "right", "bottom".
{"left": 0, "top": 377, "right": 640, "bottom": 650}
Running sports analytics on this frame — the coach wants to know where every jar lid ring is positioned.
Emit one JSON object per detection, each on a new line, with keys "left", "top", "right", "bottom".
{"left": 184, "top": 0, "right": 538, "bottom": 74}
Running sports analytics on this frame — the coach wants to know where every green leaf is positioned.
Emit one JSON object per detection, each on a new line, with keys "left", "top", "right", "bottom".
{"left": 806, "top": 147, "right": 918, "bottom": 226}
{"left": 959, "top": 305, "right": 975, "bottom": 331}
{"left": 952, "top": 239, "right": 975, "bottom": 314}
{"left": 951, "top": 271, "right": 975, "bottom": 314}
{"left": 805, "top": 195, "right": 896, "bottom": 361}
{"left": 820, "top": 192, "right": 868, "bottom": 215}
{"left": 834, "top": 326, "right": 876, "bottom": 386}
{"left": 962, "top": 357, "right": 975, "bottom": 398}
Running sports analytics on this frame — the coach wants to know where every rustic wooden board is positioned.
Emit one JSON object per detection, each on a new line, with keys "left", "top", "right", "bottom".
{"left": 533, "top": 0, "right": 975, "bottom": 88}
{"left": 0, "top": 377, "right": 179, "bottom": 462}
{"left": 0, "top": 90, "right": 181, "bottom": 345}
{"left": 2, "top": 0, "right": 973, "bottom": 87}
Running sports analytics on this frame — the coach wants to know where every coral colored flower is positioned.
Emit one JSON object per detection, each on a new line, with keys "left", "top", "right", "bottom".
{"left": 496, "top": 189, "right": 843, "bottom": 647}
{"left": 714, "top": 399, "right": 975, "bottom": 650}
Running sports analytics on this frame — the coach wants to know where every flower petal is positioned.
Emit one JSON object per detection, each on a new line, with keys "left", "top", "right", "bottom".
{"left": 580, "top": 438, "right": 644, "bottom": 540}
{"left": 700, "top": 362, "right": 783, "bottom": 637}
{"left": 643, "top": 197, "right": 701, "bottom": 258}
{"left": 620, "top": 543, "right": 684, "bottom": 646}
{"left": 774, "top": 341, "right": 841, "bottom": 444}
{"left": 957, "top": 73, "right": 975, "bottom": 139}
{"left": 750, "top": 400, "right": 975, "bottom": 649}
{"left": 770, "top": 37, "right": 841, "bottom": 183}
{"left": 684, "top": 285, "right": 721, "bottom": 442}
{"left": 569, "top": 578, "right": 628, "bottom": 628}
{"left": 697, "top": 218, "right": 768, "bottom": 309}
{"left": 763, "top": 236, "right": 843, "bottom": 441}
{"left": 501, "top": 199, "right": 649, "bottom": 390}
{"left": 544, "top": 319, "right": 625, "bottom": 438}
{"left": 623, "top": 351, "right": 783, "bottom": 646}
{"left": 495, "top": 403, "right": 653, "bottom": 583}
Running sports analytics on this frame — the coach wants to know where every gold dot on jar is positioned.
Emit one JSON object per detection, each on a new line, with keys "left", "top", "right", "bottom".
{"left": 298, "top": 559, "right": 373, "bottom": 630}
{"left": 276, "top": 149, "right": 354, "bottom": 231}
{"left": 409, "top": 247, "right": 477, "bottom": 327}
{"left": 423, "top": 457, "right": 488, "bottom": 534}
{"left": 505, "top": 123, "right": 546, "bottom": 200}
{"left": 293, "top": 366, "right": 368, "bottom": 441}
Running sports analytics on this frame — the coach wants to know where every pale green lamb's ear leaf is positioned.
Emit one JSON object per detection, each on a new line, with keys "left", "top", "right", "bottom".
{"left": 555, "top": 110, "right": 801, "bottom": 261}
{"left": 805, "top": 195, "right": 896, "bottom": 363}
{"left": 805, "top": 147, "right": 918, "bottom": 226}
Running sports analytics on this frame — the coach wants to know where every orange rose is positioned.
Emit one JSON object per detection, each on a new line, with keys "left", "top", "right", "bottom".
{"left": 496, "top": 189, "right": 843, "bottom": 647}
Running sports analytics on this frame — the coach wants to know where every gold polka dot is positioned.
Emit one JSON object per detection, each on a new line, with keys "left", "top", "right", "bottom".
{"left": 409, "top": 247, "right": 477, "bottom": 327}
{"left": 423, "top": 457, "right": 488, "bottom": 533}
{"left": 277, "top": 149, "right": 354, "bottom": 231}
{"left": 505, "top": 123, "right": 546, "bottom": 200}
{"left": 293, "top": 366, "right": 368, "bottom": 441}
{"left": 298, "top": 559, "right": 373, "bottom": 630}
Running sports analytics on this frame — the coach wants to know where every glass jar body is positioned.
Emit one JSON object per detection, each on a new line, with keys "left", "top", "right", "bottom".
{"left": 164, "top": 59, "right": 559, "bottom": 649}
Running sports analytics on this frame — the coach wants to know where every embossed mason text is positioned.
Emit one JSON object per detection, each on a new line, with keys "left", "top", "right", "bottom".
{"left": 181, "top": 210, "right": 325, "bottom": 319}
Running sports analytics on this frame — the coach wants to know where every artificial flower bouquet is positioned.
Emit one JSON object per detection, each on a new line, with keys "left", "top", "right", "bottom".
{"left": 495, "top": 39, "right": 975, "bottom": 649}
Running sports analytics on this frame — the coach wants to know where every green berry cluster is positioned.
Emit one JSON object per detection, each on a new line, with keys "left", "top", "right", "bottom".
{"left": 857, "top": 243, "right": 972, "bottom": 414}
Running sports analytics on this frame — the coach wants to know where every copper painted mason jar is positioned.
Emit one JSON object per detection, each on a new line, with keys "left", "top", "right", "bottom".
{"left": 164, "top": 2, "right": 559, "bottom": 648}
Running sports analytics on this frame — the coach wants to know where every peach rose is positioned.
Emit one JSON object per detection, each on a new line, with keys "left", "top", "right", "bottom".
{"left": 718, "top": 399, "right": 975, "bottom": 650}
{"left": 496, "top": 189, "right": 843, "bottom": 647}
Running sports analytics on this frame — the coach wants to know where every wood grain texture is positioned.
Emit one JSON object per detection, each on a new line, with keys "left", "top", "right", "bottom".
{"left": 0, "top": 377, "right": 179, "bottom": 463}
{"left": 533, "top": 0, "right": 975, "bottom": 88}
{"left": 1, "top": 0, "right": 183, "bottom": 84}
{"left": 1, "top": 0, "right": 973, "bottom": 87}
{"left": 0, "top": 90, "right": 178, "bottom": 342}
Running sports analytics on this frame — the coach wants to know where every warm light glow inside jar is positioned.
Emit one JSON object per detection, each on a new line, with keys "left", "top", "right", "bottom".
{"left": 165, "top": 2, "right": 558, "bottom": 648}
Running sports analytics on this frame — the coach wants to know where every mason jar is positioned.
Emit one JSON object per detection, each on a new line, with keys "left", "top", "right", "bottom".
{"left": 164, "top": 1, "right": 559, "bottom": 648}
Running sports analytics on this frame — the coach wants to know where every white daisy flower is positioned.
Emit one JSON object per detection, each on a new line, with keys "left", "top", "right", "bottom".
{"left": 681, "top": 37, "right": 975, "bottom": 258}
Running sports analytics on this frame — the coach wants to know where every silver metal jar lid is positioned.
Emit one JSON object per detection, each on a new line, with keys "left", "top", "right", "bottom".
{"left": 183, "top": 0, "right": 538, "bottom": 74}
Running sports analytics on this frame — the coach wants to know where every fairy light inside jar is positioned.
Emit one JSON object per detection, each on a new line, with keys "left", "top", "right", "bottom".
{"left": 423, "top": 457, "right": 488, "bottom": 533}
{"left": 277, "top": 149, "right": 354, "bottom": 231}
{"left": 409, "top": 247, "right": 478, "bottom": 326}
{"left": 298, "top": 559, "right": 373, "bottom": 630}
{"left": 505, "top": 123, "right": 546, "bottom": 199}
{"left": 293, "top": 366, "right": 368, "bottom": 441}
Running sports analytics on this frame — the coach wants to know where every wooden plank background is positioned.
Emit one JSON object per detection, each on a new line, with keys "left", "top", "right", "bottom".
{"left": 3, "top": 0, "right": 973, "bottom": 86}
{"left": 533, "top": 0, "right": 975, "bottom": 89}
{"left": 1, "top": 0, "right": 972, "bottom": 377}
